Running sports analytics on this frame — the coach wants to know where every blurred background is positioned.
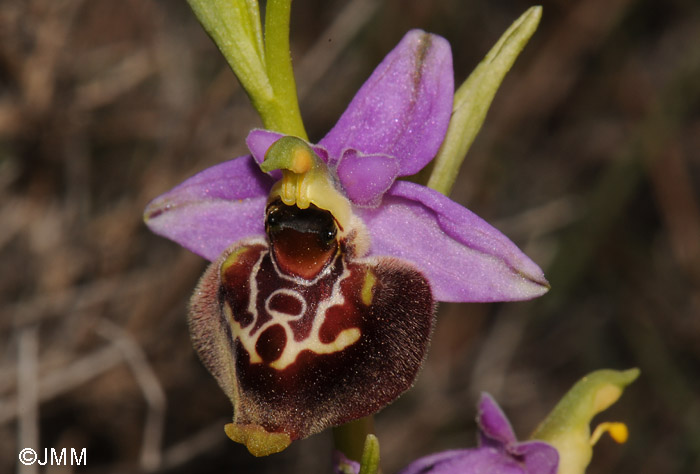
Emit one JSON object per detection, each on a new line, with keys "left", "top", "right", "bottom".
{"left": 1, "top": 0, "right": 699, "bottom": 472}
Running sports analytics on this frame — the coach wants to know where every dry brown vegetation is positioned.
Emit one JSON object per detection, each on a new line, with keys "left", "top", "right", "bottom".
{"left": 1, "top": 0, "right": 699, "bottom": 472}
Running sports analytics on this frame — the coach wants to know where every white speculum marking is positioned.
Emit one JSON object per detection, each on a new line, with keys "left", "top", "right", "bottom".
{"left": 224, "top": 252, "right": 361, "bottom": 371}
{"left": 265, "top": 288, "right": 307, "bottom": 320}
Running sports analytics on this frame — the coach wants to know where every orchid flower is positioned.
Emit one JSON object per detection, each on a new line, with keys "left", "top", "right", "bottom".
{"left": 144, "top": 14, "right": 548, "bottom": 458}
{"left": 145, "top": 30, "right": 548, "bottom": 303}
{"left": 335, "top": 369, "right": 639, "bottom": 474}
{"left": 398, "top": 394, "right": 559, "bottom": 474}
{"left": 333, "top": 394, "right": 558, "bottom": 474}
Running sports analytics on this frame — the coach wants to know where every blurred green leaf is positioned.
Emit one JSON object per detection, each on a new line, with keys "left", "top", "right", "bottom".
{"left": 428, "top": 6, "right": 541, "bottom": 195}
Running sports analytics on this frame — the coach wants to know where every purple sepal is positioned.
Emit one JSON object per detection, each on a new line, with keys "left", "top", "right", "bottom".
{"left": 398, "top": 448, "right": 526, "bottom": 474}
{"left": 336, "top": 149, "right": 399, "bottom": 207}
{"left": 397, "top": 394, "right": 558, "bottom": 474}
{"left": 478, "top": 392, "right": 518, "bottom": 446}
{"left": 477, "top": 394, "right": 559, "bottom": 474}
{"left": 357, "top": 181, "right": 549, "bottom": 302}
{"left": 143, "top": 155, "right": 273, "bottom": 261}
{"left": 320, "top": 30, "right": 453, "bottom": 176}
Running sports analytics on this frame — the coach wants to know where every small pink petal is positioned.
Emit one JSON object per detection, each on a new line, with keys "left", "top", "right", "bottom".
{"left": 336, "top": 150, "right": 399, "bottom": 207}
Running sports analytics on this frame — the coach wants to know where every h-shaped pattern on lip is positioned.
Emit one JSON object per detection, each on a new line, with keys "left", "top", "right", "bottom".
{"left": 222, "top": 242, "right": 362, "bottom": 371}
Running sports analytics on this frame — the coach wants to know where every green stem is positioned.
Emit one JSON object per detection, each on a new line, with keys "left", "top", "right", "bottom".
{"left": 332, "top": 415, "right": 375, "bottom": 462}
{"left": 187, "top": 0, "right": 307, "bottom": 137}
{"left": 264, "top": 0, "right": 308, "bottom": 138}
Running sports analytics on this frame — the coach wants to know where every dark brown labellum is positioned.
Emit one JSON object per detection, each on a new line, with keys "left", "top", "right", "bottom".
{"left": 188, "top": 201, "right": 435, "bottom": 456}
